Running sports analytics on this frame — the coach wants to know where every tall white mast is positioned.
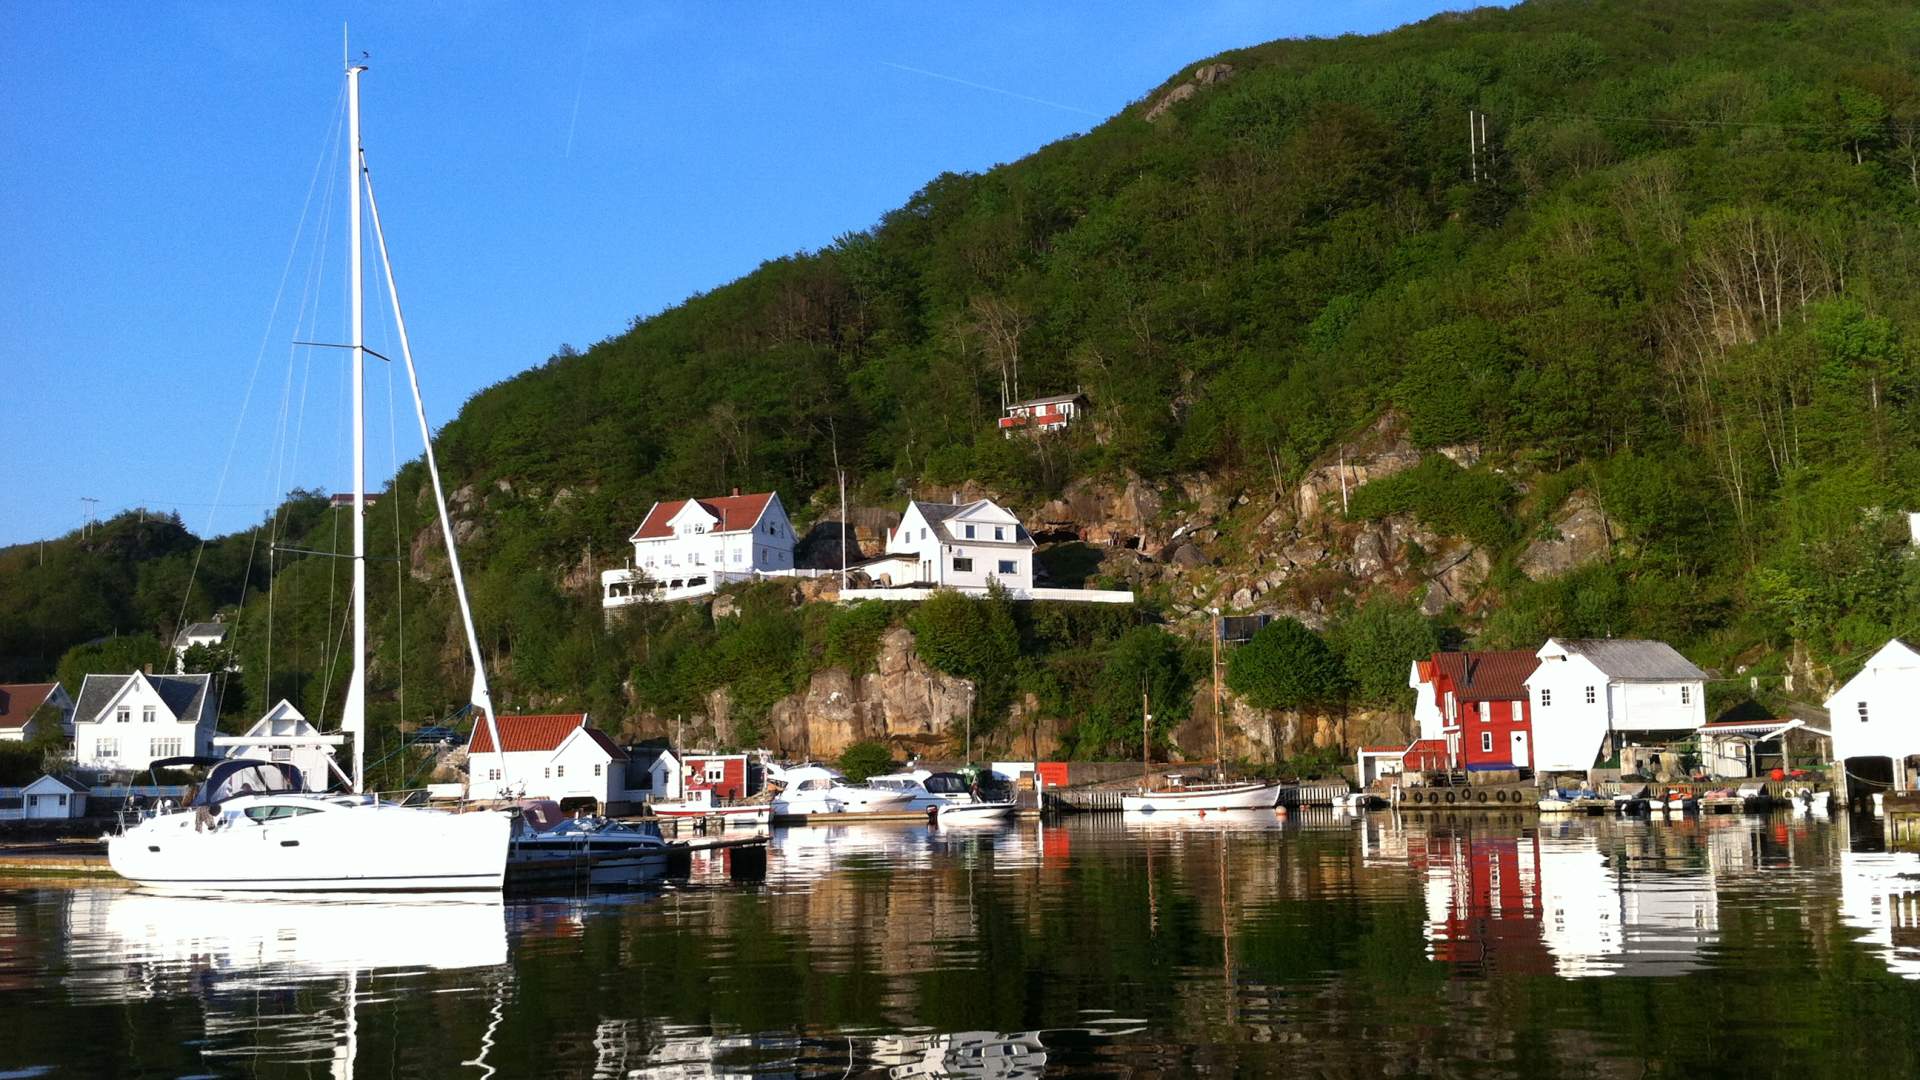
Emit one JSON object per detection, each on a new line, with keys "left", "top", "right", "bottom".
{"left": 343, "top": 53, "right": 370, "bottom": 794}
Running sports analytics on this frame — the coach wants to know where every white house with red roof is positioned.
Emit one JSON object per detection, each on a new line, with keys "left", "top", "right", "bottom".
{"left": 602, "top": 489, "right": 797, "bottom": 607}
{"left": 0, "top": 683, "right": 74, "bottom": 744}
{"left": 466, "top": 713, "right": 636, "bottom": 812}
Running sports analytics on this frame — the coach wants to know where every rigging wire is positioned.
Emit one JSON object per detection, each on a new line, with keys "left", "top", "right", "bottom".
{"left": 173, "top": 81, "right": 348, "bottom": 673}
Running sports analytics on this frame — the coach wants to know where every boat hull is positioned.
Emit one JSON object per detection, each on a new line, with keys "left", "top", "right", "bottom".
{"left": 108, "top": 804, "right": 511, "bottom": 894}
{"left": 930, "top": 801, "right": 1016, "bottom": 825}
{"left": 1120, "top": 781, "right": 1284, "bottom": 813}
{"left": 650, "top": 804, "right": 773, "bottom": 824}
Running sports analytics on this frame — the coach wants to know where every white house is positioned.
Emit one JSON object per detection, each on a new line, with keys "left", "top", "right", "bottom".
{"left": 625, "top": 746, "right": 683, "bottom": 802}
{"left": 1524, "top": 638, "right": 1708, "bottom": 774}
{"left": 1825, "top": 639, "right": 1920, "bottom": 790}
{"left": 1408, "top": 660, "right": 1445, "bottom": 743}
{"left": 467, "top": 713, "right": 635, "bottom": 811}
{"left": 172, "top": 618, "right": 232, "bottom": 673}
{"left": 858, "top": 498, "right": 1036, "bottom": 594}
{"left": 71, "top": 672, "right": 219, "bottom": 771}
{"left": 21, "top": 774, "right": 88, "bottom": 819}
{"left": 211, "top": 699, "right": 346, "bottom": 792}
{"left": 0, "top": 683, "right": 74, "bottom": 743}
{"left": 602, "top": 490, "right": 797, "bottom": 608}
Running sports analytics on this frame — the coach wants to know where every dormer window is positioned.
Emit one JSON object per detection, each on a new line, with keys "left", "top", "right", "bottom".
{"left": 964, "top": 525, "right": 976, "bottom": 539}
{"left": 116, "top": 707, "right": 129, "bottom": 724}
{"left": 142, "top": 706, "right": 155, "bottom": 724}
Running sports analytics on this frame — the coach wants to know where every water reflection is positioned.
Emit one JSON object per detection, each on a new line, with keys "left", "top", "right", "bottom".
{"left": 11, "top": 814, "right": 1920, "bottom": 1076}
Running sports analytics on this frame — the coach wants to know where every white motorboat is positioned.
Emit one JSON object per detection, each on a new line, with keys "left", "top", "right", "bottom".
{"left": 869, "top": 769, "right": 978, "bottom": 812}
{"left": 929, "top": 800, "right": 1018, "bottom": 826}
{"left": 765, "top": 763, "right": 916, "bottom": 816}
{"left": 648, "top": 787, "right": 773, "bottom": 825}
{"left": 1789, "top": 788, "right": 1831, "bottom": 816}
{"left": 107, "top": 759, "right": 510, "bottom": 893}
{"left": 109, "top": 55, "right": 515, "bottom": 892}
{"left": 1120, "top": 776, "right": 1285, "bottom": 813}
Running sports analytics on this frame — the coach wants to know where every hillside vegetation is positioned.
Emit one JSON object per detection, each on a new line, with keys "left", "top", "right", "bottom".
{"left": 9, "top": 0, "right": 1920, "bottom": 769}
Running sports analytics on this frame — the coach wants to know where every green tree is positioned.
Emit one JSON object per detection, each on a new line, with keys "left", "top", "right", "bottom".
{"left": 907, "top": 587, "right": 1021, "bottom": 721}
{"left": 1077, "top": 626, "right": 1197, "bottom": 759}
{"left": 1228, "top": 618, "right": 1347, "bottom": 713}
{"left": 1328, "top": 598, "right": 1440, "bottom": 708}
{"left": 837, "top": 740, "right": 895, "bottom": 782}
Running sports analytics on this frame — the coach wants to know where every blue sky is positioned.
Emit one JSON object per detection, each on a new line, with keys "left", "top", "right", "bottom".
{"left": 0, "top": 1, "right": 1475, "bottom": 547}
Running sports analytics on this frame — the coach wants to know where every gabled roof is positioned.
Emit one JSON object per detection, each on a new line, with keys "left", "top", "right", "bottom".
{"left": 910, "top": 500, "right": 967, "bottom": 526}
{"left": 628, "top": 746, "right": 679, "bottom": 769}
{"left": 174, "top": 621, "right": 230, "bottom": 646}
{"left": 630, "top": 493, "right": 777, "bottom": 541}
{"left": 469, "top": 713, "right": 588, "bottom": 755}
{"left": 906, "top": 500, "right": 1034, "bottom": 546}
{"left": 73, "top": 673, "right": 213, "bottom": 727}
{"left": 1431, "top": 650, "right": 1540, "bottom": 702}
{"left": 1546, "top": 638, "right": 1707, "bottom": 681}
{"left": 0, "top": 683, "right": 60, "bottom": 730}
{"left": 24, "top": 774, "right": 88, "bottom": 794}
{"left": 580, "top": 727, "right": 629, "bottom": 762}
{"left": 1405, "top": 738, "right": 1448, "bottom": 755}
{"left": 1008, "top": 392, "right": 1086, "bottom": 408}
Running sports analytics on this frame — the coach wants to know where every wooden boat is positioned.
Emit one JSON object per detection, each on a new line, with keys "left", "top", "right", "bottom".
{"left": 1122, "top": 776, "right": 1285, "bottom": 813}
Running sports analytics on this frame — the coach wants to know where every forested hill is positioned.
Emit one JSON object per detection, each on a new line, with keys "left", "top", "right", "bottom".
{"left": 9, "top": 0, "right": 1920, "bottom": 761}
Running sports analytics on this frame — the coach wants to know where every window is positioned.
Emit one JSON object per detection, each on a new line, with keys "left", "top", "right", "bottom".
{"left": 1481, "top": 732, "right": 1493, "bottom": 753}
{"left": 920, "top": 528, "right": 927, "bottom": 540}
{"left": 142, "top": 706, "right": 155, "bottom": 724}
{"left": 1860, "top": 702, "right": 1871, "bottom": 723}
{"left": 593, "top": 763, "right": 602, "bottom": 777}
{"left": 1584, "top": 685, "right": 1595, "bottom": 704}
{"left": 150, "top": 738, "right": 181, "bottom": 759}
{"left": 97, "top": 738, "right": 119, "bottom": 759}
{"left": 705, "top": 762, "right": 726, "bottom": 783}
{"left": 556, "top": 765, "right": 565, "bottom": 778}
{"left": 1680, "top": 686, "right": 1691, "bottom": 705}
{"left": 488, "top": 769, "right": 502, "bottom": 781}
{"left": 1541, "top": 688, "right": 1552, "bottom": 707}
{"left": 997, "top": 560, "right": 1016, "bottom": 575}
{"left": 544, "top": 767, "right": 551, "bottom": 779}
{"left": 116, "top": 707, "right": 129, "bottom": 724}
{"left": 993, "top": 526, "right": 1004, "bottom": 540}
{"left": 733, "top": 549, "right": 743, "bottom": 564}
{"left": 964, "top": 524, "right": 976, "bottom": 539}
{"left": 953, "top": 557, "right": 974, "bottom": 572}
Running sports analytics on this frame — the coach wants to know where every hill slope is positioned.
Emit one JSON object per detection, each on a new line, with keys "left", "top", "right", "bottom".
{"left": 10, "top": 0, "right": 1920, "bottom": 764}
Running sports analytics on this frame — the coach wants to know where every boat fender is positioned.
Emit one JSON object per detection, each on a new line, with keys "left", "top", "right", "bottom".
{"left": 1494, "top": 789, "right": 1508, "bottom": 803}
{"left": 1476, "top": 791, "right": 1489, "bottom": 804}
{"left": 1445, "top": 791, "right": 1457, "bottom": 805}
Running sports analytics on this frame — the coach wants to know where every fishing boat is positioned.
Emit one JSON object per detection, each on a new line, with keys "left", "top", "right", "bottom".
{"left": 647, "top": 787, "right": 773, "bottom": 826}
{"left": 108, "top": 53, "right": 513, "bottom": 892}
{"left": 1123, "top": 621, "right": 1286, "bottom": 813}
{"left": 764, "top": 763, "right": 916, "bottom": 816}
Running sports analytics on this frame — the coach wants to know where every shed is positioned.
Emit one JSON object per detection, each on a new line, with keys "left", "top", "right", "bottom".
{"left": 22, "top": 774, "right": 88, "bottom": 819}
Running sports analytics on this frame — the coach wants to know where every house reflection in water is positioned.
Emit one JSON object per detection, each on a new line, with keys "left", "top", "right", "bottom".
{"left": 1410, "top": 820, "right": 1717, "bottom": 977}
{"left": 1840, "top": 849, "right": 1920, "bottom": 979}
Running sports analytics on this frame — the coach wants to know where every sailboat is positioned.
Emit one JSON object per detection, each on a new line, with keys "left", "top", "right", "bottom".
{"left": 1121, "top": 615, "right": 1286, "bottom": 813}
{"left": 106, "top": 51, "right": 512, "bottom": 893}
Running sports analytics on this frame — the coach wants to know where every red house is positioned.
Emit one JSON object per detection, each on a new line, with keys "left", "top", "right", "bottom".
{"left": 1425, "top": 650, "right": 1541, "bottom": 771}
{"left": 681, "top": 752, "right": 749, "bottom": 800}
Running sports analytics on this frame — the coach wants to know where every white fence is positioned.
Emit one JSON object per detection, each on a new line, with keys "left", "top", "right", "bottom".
{"left": 842, "top": 586, "right": 1135, "bottom": 605}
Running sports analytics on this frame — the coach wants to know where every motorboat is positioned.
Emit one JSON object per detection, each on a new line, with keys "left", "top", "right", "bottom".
{"left": 1335, "top": 791, "right": 1385, "bottom": 812}
{"left": 1612, "top": 793, "right": 1651, "bottom": 814}
{"left": 647, "top": 787, "right": 773, "bottom": 825}
{"left": 929, "top": 800, "right": 1018, "bottom": 826}
{"left": 1665, "top": 790, "right": 1699, "bottom": 813}
{"left": 1538, "top": 792, "right": 1575, "bottom": 813}
{"left": 505, "top": 801, "right": 669, "bottom": 886}
{"left": 106, "top": 758, "right": 510, "bottom": 893}
{"left": 1121, "top": 775, "right": 1285, "bottom": 813}
{"left": 765, "top": 763, "right": 916, "bottom": 816}
{"left": 869, "top": 769, "right": 978, "bottom": 811}
{"left": 1788, "top": 787, "right": 1831, "bottom": 815}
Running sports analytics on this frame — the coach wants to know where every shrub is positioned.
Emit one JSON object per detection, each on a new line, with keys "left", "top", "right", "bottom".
{"left": 1345, "top": 455, "right": 1517, "bottom": 550}
{"left": 838, "top": 740, "right": 895, "bottom": 782}
{"left": 1227, "top": 618, "right": 1347, "bottom": 711}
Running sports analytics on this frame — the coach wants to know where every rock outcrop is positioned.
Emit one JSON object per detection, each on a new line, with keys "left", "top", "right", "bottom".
{"left": 1519, "top": 491, "right": 1614, "bottom": 580}
{"left": 1144, "top": 62, "right": 1235, "bottom": 122}
{"left": 760, "top": 626, "right": 974, "bottom": 760}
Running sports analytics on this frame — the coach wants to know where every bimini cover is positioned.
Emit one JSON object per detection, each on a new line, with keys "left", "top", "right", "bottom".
{"left": 198, "top": 759, "right": 304, "bottom": 805}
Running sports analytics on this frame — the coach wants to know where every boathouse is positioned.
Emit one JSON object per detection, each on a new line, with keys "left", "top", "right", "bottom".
{"left": 20, "top": 774, "right": 88, "bottom": 819}
{"left": 1414, "top": 649, "right": 1541, "bottom": 771}
{"left": 1824, "top": 638, "right": 1920, "bottom": 792}
{"left": 1525, "top": 638, "right": 1707, "bottom": 774}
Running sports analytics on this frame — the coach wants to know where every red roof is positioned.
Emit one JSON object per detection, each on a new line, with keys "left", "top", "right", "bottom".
{"left": 0, "top": 683, "right": 58, "bottom": 730}
{"left": 470, "top": 714, "right": 587, "bottom": 755}
{"left": 1430, "top": 650, "right": 1540, "bottom": 703}
{"left": 1406, "top": 738, "right": 1448, "bottom": 755}
{"left": 630, "top": 492, "right": 775, "bottom": 541}
{"left": 1360, "top": 745, "right": 1408, "bottom": 754}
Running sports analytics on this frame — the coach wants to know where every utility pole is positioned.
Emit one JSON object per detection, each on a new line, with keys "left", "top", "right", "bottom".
{"left": 79, "top": 496, "right": 99, "bottom": 538}
{"left": 1141, "top": 684, "right": 1153, "bottom": 789}
{"left": 1469, "top": 109, "right": 1479, "bottom": 185}
{"left": 1212, "top": 609, "right": 1224, "bottom": 781}
{"left": 839, "top": 469, "right": 849, "bottom": 592}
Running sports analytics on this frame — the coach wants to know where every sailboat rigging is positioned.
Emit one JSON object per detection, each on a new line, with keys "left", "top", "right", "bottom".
{"left": 106, "top": 48, "right": 512, "bottom": 892}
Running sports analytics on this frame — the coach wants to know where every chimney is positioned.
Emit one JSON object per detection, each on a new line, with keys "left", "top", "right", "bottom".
{"left": 951, "top": 491, "right": 959, "bottom": 505}
{"left": 143, "top": 663, "right": 153, "bottom": 675}
{"left": 732, "top": 487, "right": 740, "bottom": 497}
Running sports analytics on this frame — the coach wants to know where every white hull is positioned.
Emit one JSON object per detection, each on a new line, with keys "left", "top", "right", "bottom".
{"left": 651, "top": 803, "right": 773, "bottom": 824}
{"left": 108, "top": 798, "right": 511, "bottom": 893}
{"left": 774, "top": 789, "right": 916, "bottom": 815}
{"left": 1120, "top": 781, "right": 1284, "bottom": 813}
{"left": 931, "top": 801, "right": 1016, "bottom": 825}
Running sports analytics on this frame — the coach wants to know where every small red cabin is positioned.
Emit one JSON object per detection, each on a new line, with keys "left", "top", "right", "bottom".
{"left": 682, "top": 753, "right": 748, "bottom": 800}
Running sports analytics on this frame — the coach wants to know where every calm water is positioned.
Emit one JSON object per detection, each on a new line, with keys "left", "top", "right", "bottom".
{"left": 5, "top": 811, "right": 1920, "bottom": 1077}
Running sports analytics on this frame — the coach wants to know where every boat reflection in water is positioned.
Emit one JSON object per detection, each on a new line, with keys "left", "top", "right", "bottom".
{"left": 65, "top": 890, "right": 508, "bottom": 1075}
{"left": 873, "top": 1030, "right": 1048, "bottom": 1078}
{"left": 1409, "top": 818, "right": 1717, "bottom": 977}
